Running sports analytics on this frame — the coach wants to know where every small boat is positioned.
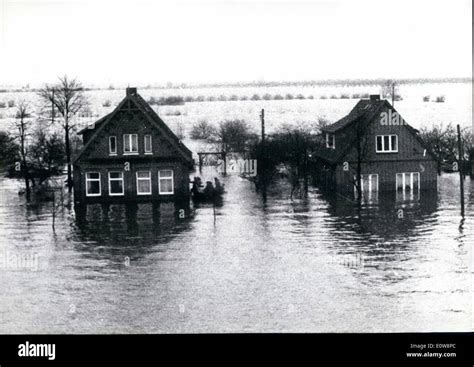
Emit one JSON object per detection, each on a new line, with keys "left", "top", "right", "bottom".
{"left": 191, "top": 177, "right": 224, "bottom": 203}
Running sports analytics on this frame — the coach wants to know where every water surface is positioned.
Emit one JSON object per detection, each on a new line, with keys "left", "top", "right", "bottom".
{"left": 0, "top": 171, "right": 472, "bottom": 333}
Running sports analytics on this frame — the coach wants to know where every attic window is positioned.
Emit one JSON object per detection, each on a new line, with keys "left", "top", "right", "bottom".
{"left": 109, "top": 136, "right": 117, "bottom": 155}
{"left": 124, "top": 134, "right": 138, "bottom": 154}
{"left": 376, "top": 135, "right": 398, "bottom": 153}
{"left": 326, "top": 133, "right": 335, "bottom": 149}
{"left": 144, "top": 135, "right": 152, "bottom": 154}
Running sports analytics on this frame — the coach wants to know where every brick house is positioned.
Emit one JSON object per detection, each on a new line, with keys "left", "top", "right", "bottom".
{"left": 73, "top": 87, "right": 194, "bottom": 203}
{"left": 312, "top": 95, "right": 438, "bottom": 197}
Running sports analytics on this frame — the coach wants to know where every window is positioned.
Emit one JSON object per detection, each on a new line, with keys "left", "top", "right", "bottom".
{"left": 109, "top": 136, "right": 117, "bottom": 155}
{"left": 396, "top": 172, "right": 420, "bottom": 192}
{"left": 354, "top": 174, "right": 378, "bottom": 192}
{"left": 376, "top": 135, "right": 398, "bottom": 153}
{"left": 123, "top": 134, "right": 138, "bottom": 154}
{"left": 144, "top": 135, "right": 152, "bottom": 154}
{"left": 136, "top": 171, "right": 152, "bottom": 195}
{"left": 326, "top": 133, "right": 335, "bottom": 149}
{"left": 354, "top": 174, "right": 378, "bottom": 200}
{"left": 86, "top": 172, "right": 101, "bottom": 196}
{"left": 108, "top": 171, "right": 124, "bottom": 196}
{"left": 158, "top": 170, "right": 174, "bottom": 195}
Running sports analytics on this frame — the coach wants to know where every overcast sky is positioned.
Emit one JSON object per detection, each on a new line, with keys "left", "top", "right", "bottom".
{"left": 0, "top": 0, "right": 471, "bottom": 86}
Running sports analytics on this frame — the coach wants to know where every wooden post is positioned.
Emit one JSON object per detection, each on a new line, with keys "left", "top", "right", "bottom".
{"left": 198, "top": 153, "right": 203, "bottom": 173}
{"left": 391, "top": 83, "right": 395, "bottom": 106}
{"left": 457, "top": 124, "right": 465, "bottom": 217}
{"left": 260, "top": 109, "right": 267, "bottom": 202}
{"left": 222, "top": 152, "right": 227, "bottom": 176}
{"left": 51, "top": 89, "right": 55, "bottom": 124}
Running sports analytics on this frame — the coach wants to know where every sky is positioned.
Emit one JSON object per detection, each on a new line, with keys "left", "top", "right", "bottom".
{"left": 0, "top": 0, "right": 472, "bottom": 87}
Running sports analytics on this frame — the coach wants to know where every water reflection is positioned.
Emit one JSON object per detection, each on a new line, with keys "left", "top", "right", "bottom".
{"left": 317, "top": 189, "right": 440, "bottom": 285}
{"left": 0, "top": 173, "right": 471, "bottom": 333}
{"left": 72, "top": 201, "right": 193, "bottom": 267}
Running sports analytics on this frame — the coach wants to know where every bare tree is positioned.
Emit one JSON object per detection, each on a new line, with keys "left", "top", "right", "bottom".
{"left": 347, "top": 118, "right": 371, "bottom": 204}
{"left": 11, "top": 101, "right": 33, "bottom": 199}
{"left": 381, "top": 79, "right": 399, "bottom": 105}
{"left": 190, "top": 120, "right": 215, "bottom": 140}
{"left": 38, "top": 76, "right": 87, "bottom": 192}
{"left": 419, "top": 123, "right": 472, "bottom": 174}
{"left": 274, "top": 122, "right": 319, "bottom": 199}
{"left": 209, "top": 119, "right": 255, "bottom": 153}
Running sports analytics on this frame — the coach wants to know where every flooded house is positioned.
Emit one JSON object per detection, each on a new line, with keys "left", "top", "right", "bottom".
{"left": 312, "top": 95, "right": 438, "bottom": 197}
{"left": 73, "top": 87, "right": 194, "bottom": 203}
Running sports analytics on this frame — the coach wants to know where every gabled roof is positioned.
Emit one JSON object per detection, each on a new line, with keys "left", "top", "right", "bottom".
{"left": 77, "top": 112, "right": 113, "bottom": 135}
{"left": 314, "top": 98, "right": 438, "bottom": 164}
{"left": 73, "top": 88, "right": 193, "bottom": 166}
{"left": 322, "top": 99, "right": 387, "bottom": 133}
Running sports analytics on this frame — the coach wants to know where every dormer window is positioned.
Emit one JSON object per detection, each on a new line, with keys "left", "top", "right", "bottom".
{"left": 144, "top": 134, "right": 152, "bottom": 154}
{"left": 376, "top": 135, "right": 398, "bottom": 153}
{"left": 326, "top": 133, "right": 335, "bottom": 149}
{"left": 123, "top": 134, "right": 138, "bottom": 154}
{"left": 109, "top": 136, "right": 117, "bottom": 155}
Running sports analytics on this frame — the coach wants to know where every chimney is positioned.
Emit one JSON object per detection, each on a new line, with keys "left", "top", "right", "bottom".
{"left": 126, "top": 87, "right": 137, "bottom": 96}
{"left": 370, "top": 94, "right": 380, "bottom": 101}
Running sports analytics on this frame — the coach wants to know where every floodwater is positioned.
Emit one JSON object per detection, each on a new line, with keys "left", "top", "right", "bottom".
{"left": 0, "top": 170, "right": 472, "bottom": 333}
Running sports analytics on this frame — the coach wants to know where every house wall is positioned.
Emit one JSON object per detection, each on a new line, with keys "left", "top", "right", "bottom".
{"left": 335, "top": 159, "right": 438, "bottom": 193}
{"left": 333, "top": 103, "right": 438, "bottom": 193}
{"left": 73, "top": 97, "right": 193, "bottom": 203}
{"left": 83, "top": 110, "right": 180, "bottom": 160}
{"left": 73, "top": 161, "right": 190, "bottom": 203}
{"left": 341, "top": 105, "right": 433, "bottom": 163}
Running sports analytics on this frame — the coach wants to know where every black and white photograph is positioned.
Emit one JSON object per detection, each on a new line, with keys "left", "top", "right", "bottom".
{"left": 0, "top": 0, "right": 472, "bottom": 362}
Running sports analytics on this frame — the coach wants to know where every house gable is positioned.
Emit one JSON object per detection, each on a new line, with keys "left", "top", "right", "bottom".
{"left": 340, "top": 101, "right": 437, "bottom": 164}
{"left": 315, "top": 98, "right": 436, "bottom": 165}
{"left": 74, "top": 88, "right": 193, "bottom": 167}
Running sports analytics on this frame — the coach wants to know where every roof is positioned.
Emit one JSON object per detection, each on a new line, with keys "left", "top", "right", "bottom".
{"left": 322, "top": 99, "right": 387, "bottom": 133}
{"left": 77, "top": 112, "right": 112, "bottom": 135}
{"left": 73, "top": 89, "right": 193, "bottom": 166}
{"left": 313, "top": 98, "right": 438, "bottom": 164}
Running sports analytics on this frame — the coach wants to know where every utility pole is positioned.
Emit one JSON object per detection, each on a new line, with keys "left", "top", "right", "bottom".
{"left": 391, "top": 82, "right": 395, "bottom": 106}
{"left": 260, "top": 109, "right": 266, "bottom": 202}
{"left": 51, "top": 89, "right": 55, "bottom": 124}
{"left": 457, "top": 124, "right": 465, "bottom": 217}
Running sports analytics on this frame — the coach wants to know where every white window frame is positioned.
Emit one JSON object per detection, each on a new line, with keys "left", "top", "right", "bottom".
{"left": 396, "top": 172, "right": 420, "bottom": 192}
{"left": 376, "top": 134, "right": 398, "bottom": 153}
{"left": 354, "top": 174, "right": 378, "bottom": 200}
{"left": 123, "top": 134, "right": 138, "bottom": 155}
{"left": 326, "top": 133, "right": 335, "bottom": 149}
{"left": 354, "top": 174, "right": 379, "bottom": 192}
{"left": 136, "top": 171, "right": 152, "bottom": 195}
{"left": 158, "top": 170, "right": 174, "bottom": 195}
{"left": 109, "top": 136, "right": 117, "bottom": 155}
{"left": 108, "top": 171, "right": 124, "bottom": 196}
{"left": 144, "top": 134, "right": 152, "bottom": 154}
{"left": 85, "top": 172, "right": 101, "bottom": 197}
